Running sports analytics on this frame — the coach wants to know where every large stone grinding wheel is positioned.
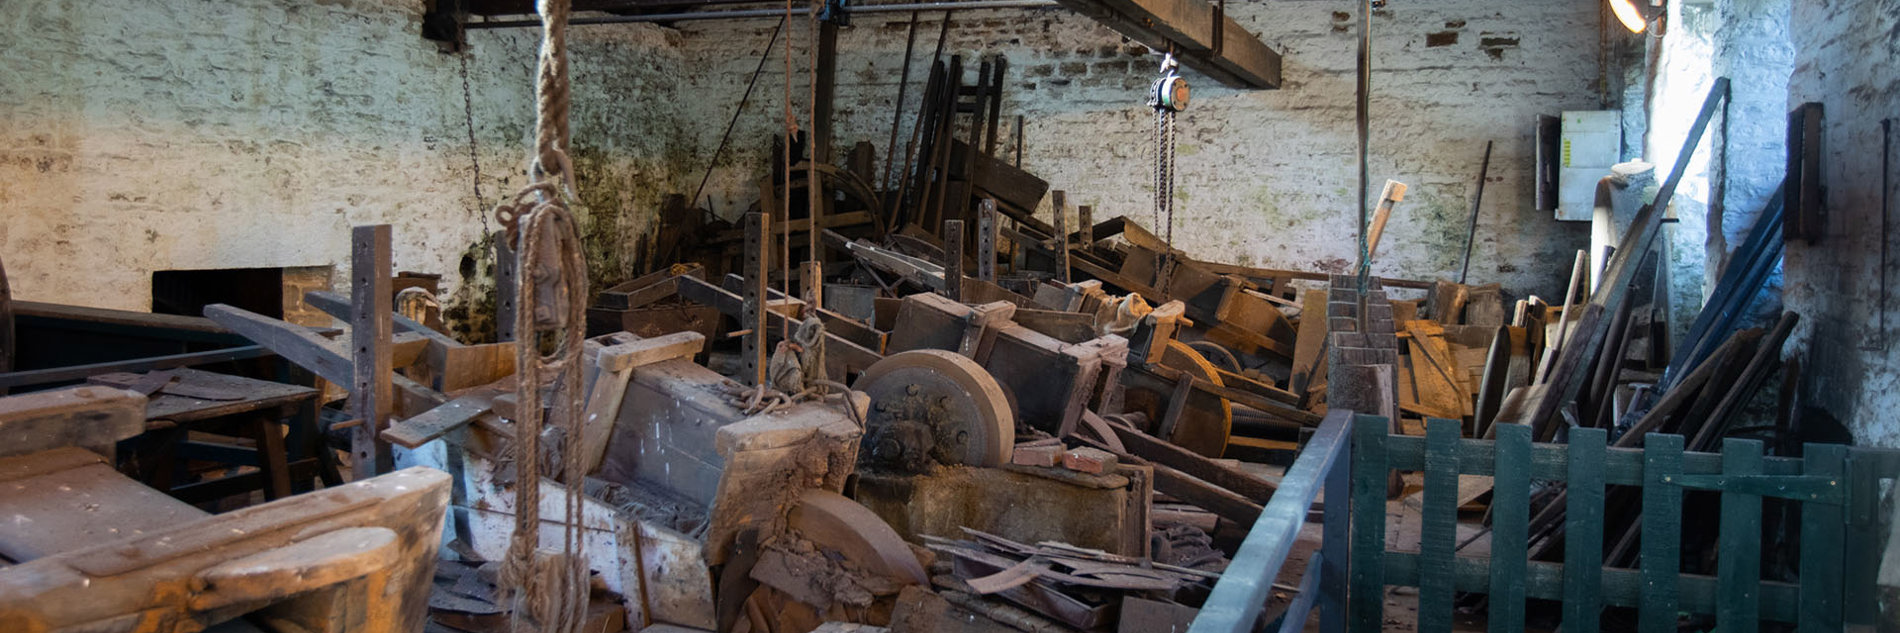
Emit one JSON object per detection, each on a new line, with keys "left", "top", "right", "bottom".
{"left": 730, "top": 491, "right": 928, "bottom": 633}
{"left": 851, "top": 349, "right": 1015, "bottom": 470}
{"left": 1125, "top": 340, "right": 1233, "bottom": 457}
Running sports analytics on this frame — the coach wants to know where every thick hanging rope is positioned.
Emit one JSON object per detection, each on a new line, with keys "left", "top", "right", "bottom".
{"left": 533, "top": 0, "right": 575, "bottom": 189}
{"left": 495, "top": 1, "right": 589, "bottom": 632}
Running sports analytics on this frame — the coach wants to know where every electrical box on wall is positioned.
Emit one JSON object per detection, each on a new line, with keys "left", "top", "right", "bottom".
{"left": 1555, "top": 110, "right": 1623, "bottom": 221}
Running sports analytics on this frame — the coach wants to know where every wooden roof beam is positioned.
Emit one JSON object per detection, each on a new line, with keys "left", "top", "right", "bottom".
{"left": 1051, "top": 0, "right": 1281, "bottom": 89}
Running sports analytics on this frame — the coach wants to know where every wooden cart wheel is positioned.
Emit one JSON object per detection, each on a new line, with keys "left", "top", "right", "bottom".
{"left": 1124, "top": 340, "right": 1233, "bottom": 457}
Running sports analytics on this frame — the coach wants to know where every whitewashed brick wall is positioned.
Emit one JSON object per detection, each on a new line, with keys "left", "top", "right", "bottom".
{"left": 1783, "top": 0, "right": 1900, "bottom": 445}
{"left": 675, "top": 0, "right": 1608, "bottom": 297}
{"left": 0, "top": 0, "right": 684, "bottom": 341}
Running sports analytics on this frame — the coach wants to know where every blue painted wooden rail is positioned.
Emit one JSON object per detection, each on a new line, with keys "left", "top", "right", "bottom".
{"left": 1348, "top": 417, "right": 1898, "bottom": 632}
{"left": 1189, "top": 409, "right": 1353, "bottom": 633}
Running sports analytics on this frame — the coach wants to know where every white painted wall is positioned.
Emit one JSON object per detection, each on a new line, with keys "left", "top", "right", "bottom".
{"left": 0, "top": 0, "right": 684, "bottom": 342}
{"left": 1783, "top": 0, "right": 1900, "bottom": 446}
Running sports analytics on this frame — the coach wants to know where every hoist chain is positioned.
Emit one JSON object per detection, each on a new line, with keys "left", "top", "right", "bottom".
{"left": 459, "top": 52, "right": 490, "bottom": 233}
{"left": 1149, "top": 54, "right": 1185, "bottom": 247}
{"left": 1154, "top": 109, "right": 1178, "bottom": 245}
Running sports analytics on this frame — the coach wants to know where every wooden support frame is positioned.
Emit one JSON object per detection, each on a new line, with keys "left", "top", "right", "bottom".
{"left": 943, "top": 219, "right": 965, "bottom": 302}
{"left": 743, "top": 212, "right": 770, "bottom": 387}
{"left": 977, "top": 198, "right": 999, "bottom": 282}
{"left": 351, "top": 225, "right": 395, "bottom": 478}
{"left": 494, "top": 229, "right": 519, "bottom": 342}
{"left": 1051, "top": 190, "right": 1072, "bottom": 284}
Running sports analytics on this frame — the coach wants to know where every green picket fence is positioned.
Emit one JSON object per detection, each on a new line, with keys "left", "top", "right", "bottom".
{"left": 1349, "top": 416, "right": 1898, "bottom": 633}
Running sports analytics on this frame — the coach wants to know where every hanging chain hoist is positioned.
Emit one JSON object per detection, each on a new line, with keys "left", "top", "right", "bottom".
{"left": 458, "top": 51, "right": 490, "bottom": 233}
{"left": 1148, "top": 53, "right": 1189, "bottom": 246}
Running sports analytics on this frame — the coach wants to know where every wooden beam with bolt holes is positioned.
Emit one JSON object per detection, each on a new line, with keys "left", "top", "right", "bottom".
{"left": 351, "top": 225, "right": 395, "bottom": 478}
{"left": 944, "top": 220, "right": 965, "bottom": 302}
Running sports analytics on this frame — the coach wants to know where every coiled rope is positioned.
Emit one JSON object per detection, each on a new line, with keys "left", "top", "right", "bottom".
{"left": 495, "top": 1, "right": 589, "bottom": 632}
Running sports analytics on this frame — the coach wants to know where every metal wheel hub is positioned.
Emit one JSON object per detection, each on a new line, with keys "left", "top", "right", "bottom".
{"left": 851, "top": 349, "right": 1014, "bottom": 471}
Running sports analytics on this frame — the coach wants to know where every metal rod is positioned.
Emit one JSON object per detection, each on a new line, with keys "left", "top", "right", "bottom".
{"left": 1458, "top": 140, "right": 1494, "bottom": 284}
{"left": 690, "top": 17, "right": 785, "bottom": 209}
{"left": 881, "top": 12, "right": 922, "bottom": 194}
{"left": 1880, "top": 118, "right": 1892, "bottom": 350}
{"left": 467, "top": 0, "right": 1051, "bottom": 28}
{"left": 892, "top": 18, "right": 954, "bottom": 228}
{"left": 1353, "top": 0, "right": 1371, "bottom": 332}
{"left": 1013, "top": 114, "right": 1024, "bottom": 168}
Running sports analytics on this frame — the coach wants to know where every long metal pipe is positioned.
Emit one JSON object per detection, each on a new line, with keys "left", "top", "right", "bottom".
{"left": 467, "top": 0, "right": 1054, "bottom": 28}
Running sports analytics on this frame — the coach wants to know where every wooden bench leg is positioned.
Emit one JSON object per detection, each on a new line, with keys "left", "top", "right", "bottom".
{"left": 253, "top": 413, "right": 292, "bottom": 501}
{"left": 287, "top": 399, "right": 342, "bottom": 490}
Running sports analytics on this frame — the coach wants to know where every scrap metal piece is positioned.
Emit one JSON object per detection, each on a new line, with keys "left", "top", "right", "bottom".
{"left": 853, "top": 350, "right": 1014, "bottom": 470}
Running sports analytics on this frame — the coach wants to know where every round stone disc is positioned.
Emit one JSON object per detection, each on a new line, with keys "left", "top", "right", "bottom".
{"left": 852, "top": 349, "right": 1015, "bottom": 467}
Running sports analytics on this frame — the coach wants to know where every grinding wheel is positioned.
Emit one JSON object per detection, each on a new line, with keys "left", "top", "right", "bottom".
{"left": 852, "top": 349, "right": 1015, "bottom": 469}
{"left": 1125, "top": 340, "right": 1233, "bottom": 457}
{"left": 788, "top": 490, "right": 928, "bottom": 585}
{"left": 731, "top": 491, "right": 926, "bottom": 633}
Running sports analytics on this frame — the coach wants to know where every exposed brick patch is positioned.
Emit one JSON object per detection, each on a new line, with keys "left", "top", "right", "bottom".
{"left": 1480, "top": 32, "right": 1521, "bottom": 60}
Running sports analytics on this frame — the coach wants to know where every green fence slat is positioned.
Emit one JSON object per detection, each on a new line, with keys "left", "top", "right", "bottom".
{"left": 1381, "top": 552, "right": 1804, "bottom": 622}
{"left": 1798, "top": 443, "right": 1845, "bottom": 633}
{"left": 1349, "top": 414, "right": 1389, "bottom": 633}
{"left": 1419, "top": 418, "right": 1460, "bottom": 633}
{"left": 1489, "top": 423, "right": 1530, "bottom": 633}
{"left": 1564, "top": 427, "right": 1606, "bottom": 632}
{"left": 1843, "top": 451, "right": 1880, "bottom": 625}
{"left": 1320, "top": 422, "right": 1351, "bottom": 633}
{"left": 1640, "top": 433, "right": 1683, "bottom": 633}
{"left": 1717, "top": 437, "right": 1764, "bottom": 633}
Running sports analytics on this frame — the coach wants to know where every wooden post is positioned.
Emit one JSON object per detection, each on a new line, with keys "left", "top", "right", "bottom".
{"left": 0, "top": 253, "right": 13, "bottom": 387}
{"left": 1052, "top": 190, "right": 1071, "bottom": 283}
{"left": 493, "top": 230, "right": 518, "bottom": 342}
{"left": 351, "top": 225, "right": 394, "bottom": 478}
{"left": 943, "top": 219, "right": 965, "bottom": 302}
{"left": 743, "top": 213, "right": 770, "bottom": 387}
{"left": 802, "top": 261, "right": 823, "bottom": 307}
{"left": 977, "top": 198, "right": 999, "bottom": 282}
{"left": 1078, "top": 205, "right": 1094, "bottom": 246}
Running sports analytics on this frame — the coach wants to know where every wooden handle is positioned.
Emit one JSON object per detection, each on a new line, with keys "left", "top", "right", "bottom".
{"left": 1365, "top": 180, "right": 1408, "bottom": 262}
